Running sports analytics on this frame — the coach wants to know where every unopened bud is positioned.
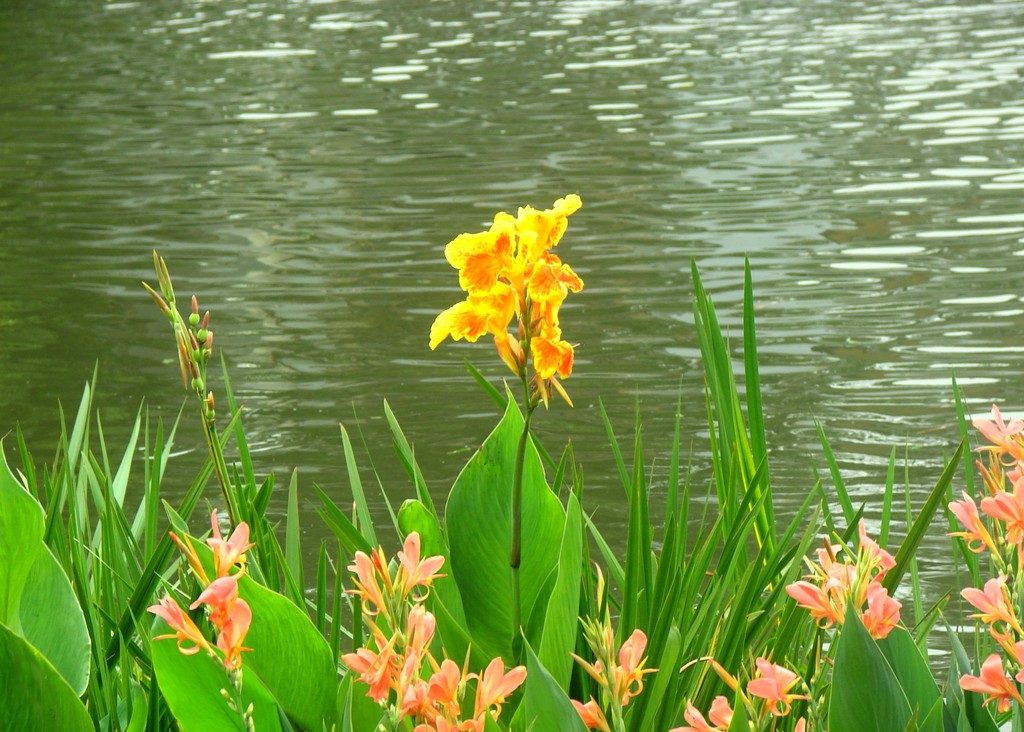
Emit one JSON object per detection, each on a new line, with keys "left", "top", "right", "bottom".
{"left": 205, "top": 331, "right": 214, "bottom": 348}
{"left": 206, "top": 392, "right": 215, "bottom": 411}
{"left": 494, "top": 333, "right": 526, "bottom": 376}
{"left": 188, "top": 312, "right": 200, "bottom": 327}
{"left": 191, "top": 377, "right": 205, "bottom": 393}
{"left": 196, "top": 328, "right": 209, "bottom": 343}
{"left": 202, "top": 311, "right": 210, "bottom": 330}
{"left": 192, "top": 295, "right": 199, "bottom": 315}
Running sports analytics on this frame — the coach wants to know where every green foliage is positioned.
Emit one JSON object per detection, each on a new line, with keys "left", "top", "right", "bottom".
{"left": 0, "top": 253, "right": 993, "bottom": 732}
{"left": 0, "top": 444, "right": 91, "bottom": 696}
{"left": 444, "top": 396, "right": 565, "bottom": 662}
{"left": 0, "top": 624, "right": 93, "bottom": 732}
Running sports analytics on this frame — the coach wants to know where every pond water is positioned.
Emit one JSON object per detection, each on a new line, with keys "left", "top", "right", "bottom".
{"left": 3, "top": 0, "right": 1024, "bottom": 598}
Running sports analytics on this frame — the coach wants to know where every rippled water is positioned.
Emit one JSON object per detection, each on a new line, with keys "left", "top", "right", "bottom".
{"left": 3, "top": 0, "right": 1024, "bottom": 594}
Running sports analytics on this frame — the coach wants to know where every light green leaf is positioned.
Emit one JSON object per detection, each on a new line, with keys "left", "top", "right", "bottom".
{"left": 537, "top": 492, "right": 583, "bottom": 689}
{"left": 522, "top": 638, "right": 587, "bottom": 732}
{"left": 0, "top": 445, "right": 90, "bottom": 694}
{"left": 0, "top": 445, "right": 44, "bottom": 628}
{"left": 445, "top": 398, "right": 564, "bottom": 661}
{"left": 829, "top": 605, "right": 912, "bottom": 732}
{"left": 0, "top": 622, "right": 92, "bottom": 732}
{"left": 876, "top": 626, "right": 947, "bottom": 731}
{"left": 18, "top": 545, "right": 91, "bottom": 695}
{"left": 150, "top": 617, "right": 282, "bottom": 732}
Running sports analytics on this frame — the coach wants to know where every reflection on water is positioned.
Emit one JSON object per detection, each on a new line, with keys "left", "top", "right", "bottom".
{"left": 2, "top": 0, "right": 1024, "bottom": 595}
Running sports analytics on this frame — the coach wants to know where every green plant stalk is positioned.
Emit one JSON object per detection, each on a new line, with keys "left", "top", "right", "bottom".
{"left": 510, "top": 383, "right": 534, "bottom": 652}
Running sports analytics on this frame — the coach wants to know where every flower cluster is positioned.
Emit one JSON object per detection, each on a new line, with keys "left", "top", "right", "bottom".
{"left": 342, "top": 532, "right": 527, "bottom": 731}
{"left": 949, "top": 404, "right": 1024, "bottom": 712}
{"left": 430, "top": 195, "right": 584, "bottom": 406}
{"left": 570, "top": 621, "right": 655, "bottom": 732}
{"left": 148, "top": 510, "right": 254, "bottom": 671}
{"left": 785, "top": 519, "right": 901, "bottom": 641}
{"left": 677, "top": 658, "right": 809, "bottom": 732}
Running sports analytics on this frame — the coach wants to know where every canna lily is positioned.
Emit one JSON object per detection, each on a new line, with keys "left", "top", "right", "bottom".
{"left": 472, "top": 657, "right": 527, "bottom": 722}
{"left": 571, "top": 698, "right": 611, "bottom": 732}
{"left": 426, "top": 658, "right": 465, "bottom": 720}
{"left": 396, "top": 532, "right": 446, "bottom": 602}
{"left": 746, "top": 658, "right": 808, "bottom": 717}
{"left": 961, "top": 575, "right": 1024, "bottom": 639}
{"left": 960, "top": 653, "right": 1024, "bottom": 713}
{"left": 207, "top": 510, "right": 253, "bottom": 578}
{"left": 949, "top": 491, "right": 999, "bottom": 554}
{"left": 610, "top": 629, "right": 656, "bottom": 704}
{"left": 974, "top": 404, "right": 1024, "bottom": 462}
{"left": 216, "top": 598, "right": 252, "bottom": 670}
{"left": 672, "top": 696, "right": 733, "bottom": 732}
{"left": 191, "top": 574, "right": 240, "bottom": 627}
{"left": 981, "top": 477, "right": 1024, "bottom": 545}
{"left": 149, "top": 594, "right": 213, "bottom": 656}
{"left": 861, "top": 581, "right": 901, "bottom": 640}
{"left": 342, "top": 635, "right": 400, "bottom": 704}
{"left": 430, "top": 195, "right": 584, "bottom": 402}
{"left": 786, "top": 580, "right": 844, "bottom": 629}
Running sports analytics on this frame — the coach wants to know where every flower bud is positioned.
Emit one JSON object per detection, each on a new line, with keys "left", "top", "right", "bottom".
{"left": 197, "top": 328, "right": 209, "bottom": 343}
{"left": 189, "top": 312, "right": 200, "bottom": 327}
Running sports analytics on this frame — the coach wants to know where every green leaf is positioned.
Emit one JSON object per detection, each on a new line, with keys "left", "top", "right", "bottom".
{"left": 829, "top": 605, "right": 912, "bottom": 732}
{"left": 18, "top": 545, "right": 91, "bottom": 695}
{"left": 537, "top": 492, "right": 583, "bottom": 689}
{"left": 0, "top": 444, "right": 44, "bottom": 628}
{"left": 876, "top": 627, "right": 948, "bottom": 731}
{"left": 522, "top": 638, "right": 587, "bottom": 732}
{"left": 150, "top": 616, "right": 282, "bottom": 732}
{"left": 238, "top": 571, "right": 338, "bottom": 730}
{"left": 0, "top": 444, "right": 90, "bottom": 695}
{"left": 445, "top": 398, "right": 564, "bottom": 661}
{"left": 170, "top": 535, "right": 338, "bottom": 730}
{"left": 0, "top": 622, "right": 92, "bottom": 732}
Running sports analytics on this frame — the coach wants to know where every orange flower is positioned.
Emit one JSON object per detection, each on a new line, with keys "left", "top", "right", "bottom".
{"left": 191, "top": 575, "right": 240, "bottom": 627}
{"left": 960, "top": 653, "right": 1024, "bottom": 713}
{"left": 609, "top": 629, "right": 655, "bottom": 704}
{"left": 472, "top": 657, "right": 527, "bottom": 722}
{"left": 672, "top": 696, "right": 733, "bottom": 732}
{"left": 982, "top": 477, "right": 1024, "bottom": 545}
{"left": 861, "top": 581, "right": 901, "bottom": 640}
{"left": 207, "top": 510, "right": 253, "bottom": 578}
{"left": 342, "top": 635, "right": 399, "bottom": 704}
{"left": 571, "top": 698, "right": 611, "bottom": 732}
{"left": 148, "top": 594, "right": 213, "bottom": 656}
{"left": 974, "top": 404, "right": 1024, "bottom": 463}
{"left": 786, "top": 580, "right": 844, "bottom": 629}
{"left": 949, "top": 491, "right": 999, "bottom": 554}
{"left": 962, "top": 575, "right": 1024, "bottom": 638}
{"left": 396, "top": 532, "right": 446, "bottom": 602}
{"left": 746, "top": 658, "right": 807, "bottom": 717}
{"left": 216, "top": 598, "right": 252, "bottom": 670}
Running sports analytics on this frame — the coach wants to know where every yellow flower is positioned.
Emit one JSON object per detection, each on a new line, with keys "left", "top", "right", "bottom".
{"left": 430, "top": 195, "right": 584, "bottom": 400}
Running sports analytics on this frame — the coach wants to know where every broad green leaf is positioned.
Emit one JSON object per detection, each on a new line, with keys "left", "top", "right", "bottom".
{"left": 445, "top": 398, "right": 564, "bottom": 661}
{"left": 238, "top": 570, "right": 338, "bottom": 730}
{"left": 876, "top": 627, "right": 948, "bottom": 731}
{"left": 0, "top": 445, "right": 44, "bottom": 628}
{"left": 829, "top": 605, "right": 912, "bottom": 732}
{"left": 18, "top": 545, "right": 91, "bottom": 695}
{"left": 522, "top": 638, "right": 587, "bottom": 732}
{"left": 537, "top": 492, "right": 583, "bottom": 688}
{"left": 170, "top": 535, "right": 337, "bottom": 730}
{"left": 150, "top": 617, "right": 282, "bottom": 732}
{"left": 0, "top": 445, "right": 90, "bottom": 694}
{"left": 0, "top": 622, "right": 92, "bottom": 732}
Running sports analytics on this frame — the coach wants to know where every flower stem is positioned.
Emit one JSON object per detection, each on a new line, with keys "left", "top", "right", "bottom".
{"left": 510, "top": 373, "right": 535, "bottom": 659}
